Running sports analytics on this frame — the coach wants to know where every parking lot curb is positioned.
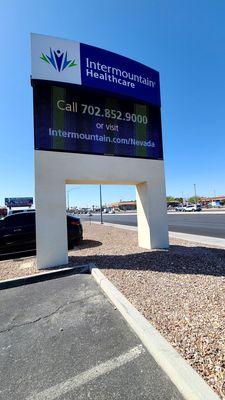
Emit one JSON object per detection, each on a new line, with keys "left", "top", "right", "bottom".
{"left": 0, "top": 264, "right": 90, "bottom": 290}
{"left": 91, "top": 266, "right": 219, "bottom": 400}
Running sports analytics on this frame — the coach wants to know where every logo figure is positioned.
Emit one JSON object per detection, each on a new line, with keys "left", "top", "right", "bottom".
{"left": 40, "top": 48, "right": 77, "bottom": 72}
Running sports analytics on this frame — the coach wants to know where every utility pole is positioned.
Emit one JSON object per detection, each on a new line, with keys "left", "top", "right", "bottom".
{"left": 99, "top": 185, "right": 103, "bottom": 224}
{"left": 194, "top": 184, "right": 197, "bottom": 205}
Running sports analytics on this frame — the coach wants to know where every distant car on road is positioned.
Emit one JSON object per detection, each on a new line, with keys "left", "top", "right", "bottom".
{"left": 183, "top": 204, "right": 202, "bottom": 212}
{"left": 0, "top": 211, "right": 83, "bottom": 254}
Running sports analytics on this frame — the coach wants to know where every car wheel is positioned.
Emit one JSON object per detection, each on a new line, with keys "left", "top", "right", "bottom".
{"left": 68, "top": 239, "right": 82, "bottom": 249}
{"left": 73, "top": 238, "right": 82, "bottom": 245}
{"left": 68, "top": 241, "right": 74, "bottom": 250}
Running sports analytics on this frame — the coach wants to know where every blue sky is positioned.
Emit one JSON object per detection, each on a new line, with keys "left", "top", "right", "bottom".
{"left": 1, "top": 0, "right": 224, "bottom": 207}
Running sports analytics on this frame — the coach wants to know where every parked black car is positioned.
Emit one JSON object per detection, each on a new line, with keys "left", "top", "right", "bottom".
{"left": 0, "top": 211, "right": 83, "bottom": 254}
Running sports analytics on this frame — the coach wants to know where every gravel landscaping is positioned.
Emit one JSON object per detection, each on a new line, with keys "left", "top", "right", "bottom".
{"left": 1, "top": 222, "right": 225, "bottom": 398}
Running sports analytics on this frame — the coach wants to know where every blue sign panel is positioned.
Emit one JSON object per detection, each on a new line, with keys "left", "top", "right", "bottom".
{"left": 33, "top": 81, "right": 163, "bottom": 160}
{"left": 80, "top": 44, "right": 160, "bottom": 107}
{"left": 31, "top": 34, "right": 161, "bottom": 107}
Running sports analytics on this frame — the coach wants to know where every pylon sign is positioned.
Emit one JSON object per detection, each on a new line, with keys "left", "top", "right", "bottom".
{"left": 31, "top": 33, "right": 163, "bottom": 160}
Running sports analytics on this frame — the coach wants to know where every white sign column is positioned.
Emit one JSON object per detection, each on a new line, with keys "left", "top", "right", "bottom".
{"left": 35, "top": 153, "right": 68, "bottom": 268}
{"left": 136, "top": 171, "right": 168, "bottom": 249}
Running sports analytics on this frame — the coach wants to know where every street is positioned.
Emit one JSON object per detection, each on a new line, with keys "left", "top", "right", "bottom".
{"left": 80, "top": 212, "right": 225, "bottom": 239}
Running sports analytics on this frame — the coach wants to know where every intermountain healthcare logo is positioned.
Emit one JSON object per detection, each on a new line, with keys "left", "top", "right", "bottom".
{"left": 40, "top": 48, "right": 77, "bottom": 72}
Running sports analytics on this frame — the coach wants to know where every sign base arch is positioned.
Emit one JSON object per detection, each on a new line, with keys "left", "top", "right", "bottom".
{"left": 35, "top": 151, "right": 169, "bottom": 269}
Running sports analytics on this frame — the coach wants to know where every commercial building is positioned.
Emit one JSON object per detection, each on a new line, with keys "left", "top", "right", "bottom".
{"left": 110, "top": 201, "right": 136, "bottom": 211}
{"left": 200, "top": 196, "right": 225, "bottom": 207}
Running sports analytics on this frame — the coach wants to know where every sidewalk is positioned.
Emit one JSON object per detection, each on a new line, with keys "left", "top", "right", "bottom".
{"left": 90, "top": 220, "right": 225, "bottom": 249}
{"left": 0, "top": 273, "right": 183, "bottom": 400}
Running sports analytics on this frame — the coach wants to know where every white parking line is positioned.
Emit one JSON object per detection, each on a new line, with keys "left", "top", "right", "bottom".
{"left": 27, "top": 344, "right": 145, "bottom": 400}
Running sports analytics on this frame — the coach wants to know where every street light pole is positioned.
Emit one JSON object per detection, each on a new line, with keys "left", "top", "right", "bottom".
{"left": 194, "top": 184, "right": 197, "bottom": 205}
{"left": 99, "top": 185, "right": 103, "bottom": 224}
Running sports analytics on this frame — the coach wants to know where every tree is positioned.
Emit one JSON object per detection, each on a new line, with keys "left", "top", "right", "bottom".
{"left": 166, "top": 196, "right": 175, "bottom": 202}
{"left": 174, "top": 197, "right": 183, "bottom": 203}
{"left": 188, "top": 196, "right": 201, "bottom": 204}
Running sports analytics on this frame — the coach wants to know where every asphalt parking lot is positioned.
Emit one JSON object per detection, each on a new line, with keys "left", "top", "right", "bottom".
{"left": 0, "top": 272, "right": 183, "bottom": 400}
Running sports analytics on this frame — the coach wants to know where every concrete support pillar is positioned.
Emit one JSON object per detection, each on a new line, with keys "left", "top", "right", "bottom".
{"left": 136, "top": 179, "right": 169, "bottom": 249}
{"left": 35, "top": 168, "right": 68, "bottom": 269}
